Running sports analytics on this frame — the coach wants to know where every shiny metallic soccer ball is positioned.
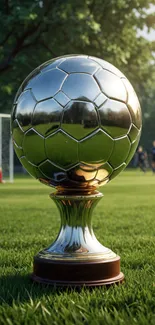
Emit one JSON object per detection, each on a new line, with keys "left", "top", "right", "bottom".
{"left": 11, "top": 55, "right": 142, "bottom": 190}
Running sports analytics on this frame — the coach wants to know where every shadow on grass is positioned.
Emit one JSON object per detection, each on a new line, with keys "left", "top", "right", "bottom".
{"left": 0, "top": 273, "right": 84, "bottom": 305}
{"left": 0, "top": 273, "right": 64, "bottom": 305}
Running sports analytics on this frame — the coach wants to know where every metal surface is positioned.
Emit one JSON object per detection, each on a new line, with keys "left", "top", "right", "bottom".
{"left": 29, "top": 69, "right": 67, "bottom": 102}
{"left": 15, "top": 90, "right": 36, "bottom": 132}
{"left": 38, "top": 192, "right": 116, "bottom": 261}
{"left": 32, "top": 191, "right": 124, "bottom": 286}
{"left": 62, "top": 101, "right": 98, "bottom": 140}
{"left": 11, "top": 55, "right": 141, "bottom": 285}
{"left": 11, "top": 54, "right": 142, "bottom": 191}
{"left": 98, "top": 98, "right": 131, "bottom": 138}
{"left": 32, "top": 98, "right": 62, "bottom": 136}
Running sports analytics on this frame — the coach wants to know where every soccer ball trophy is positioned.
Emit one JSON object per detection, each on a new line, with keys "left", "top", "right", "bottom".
{"left": 11, "top": 55, "right": 142, "bottom": 286}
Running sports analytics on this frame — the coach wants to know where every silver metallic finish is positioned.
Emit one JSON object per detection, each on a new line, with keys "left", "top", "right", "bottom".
{"left": 98, "top": 99, "right": 131, "bottom": 138}
{"left": 54, "top": 91, "right": 70, "bottom": 107}
{"left": 13, "top": 86, "right": 23, "bottom": 105}
{"left": 32, "top": 98, "right": 62, "bottom": 136}
{"left": 40, "top": 57, "right": 66, "bottom": 73}
{"left": 109, "top": 136, "right": 131, "bottom": 168}
{"left": 11, "top": 56, "right": 142, "bottom": 279}
{"left": 38, "top": 192, "right": 116, "bottom": 261}
{"left": 89, "top": 56, "right": 125, "bottom": 78}
{"left": 122, "top": 78, "right": 141, "bottom": 129}
{"left": 22, "top": 67, "right": 40, "bottom": 92}
{"left": 11, "top": 104, "right": 17, "bottom": 126}
{"left": 94, "top": 93, "right": 107, "bottom": 107}
{"left": 12, "top": 55, "right": 142, "bottom": 190}
{"left": 12, "top": 119, "right": 24, "bottom": 147}
{"left": 45, "top": 130, "right": 78, "bottom": 169}
{"left": 110, "top": 163, "right": 126, "bottom": 180}
{"left": 79, "top": 130, "right": 114, "bottom": 166}
{"left": 95, "top": 69, "right": 127, "bottom": 102}
{"left": 20, "top": 156, "right": 36, "bottom": 177}
{"left": 23, "top": 129, "right": 46, "bottom": 165}
{"left": 128, "top": 124, "right": 139, "bottom": 143}
{"left": 62, "top": 73, "right": 100, "bottom": 101}
{"left": 20, "top": 156, "right": 44, "bottom": 179}
{"left": 15, "top": 90, "right": 36, "bottom": 132}
{"left": 13, "top": 140, "right": 23, "bottom": 158}
{"left": 125, "top": 133, "right": 141, "bottom": 165}
{"left": 62, "top": 101, "right": 98, "bottom": 140}
{"left": 40, "top": 55, "right": 87, "bottom": 73}
{"left": 31, "top": 69, "right": 67, "bottom": 102}
{"left": 59, "top": 57, "right": 99, "bottom": 74}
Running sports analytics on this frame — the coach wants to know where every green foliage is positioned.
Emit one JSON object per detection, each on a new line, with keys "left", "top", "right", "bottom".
{"left": 0, "top": 0, "right": 155, "bottom": 147}
{"left": 0, "top": 171, "right": 155, "bottom": 324}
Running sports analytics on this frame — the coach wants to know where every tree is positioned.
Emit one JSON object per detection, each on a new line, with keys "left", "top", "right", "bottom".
{"left": 0, "top": 0, "right": 155, "bottom": 120}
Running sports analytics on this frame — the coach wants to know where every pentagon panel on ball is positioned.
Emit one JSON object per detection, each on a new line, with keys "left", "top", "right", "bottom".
{"left": 11, "top": 55, "right": 142, "bottom": 287}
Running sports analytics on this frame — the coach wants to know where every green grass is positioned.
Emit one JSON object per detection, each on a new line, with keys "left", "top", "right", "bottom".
{"left": 0, "top": 170, "right": 155, "bottom": 324}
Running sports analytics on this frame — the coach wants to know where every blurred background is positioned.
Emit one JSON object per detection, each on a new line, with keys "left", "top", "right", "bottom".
{"left": 0, "top": 0, "right": 155, "bottom": 175}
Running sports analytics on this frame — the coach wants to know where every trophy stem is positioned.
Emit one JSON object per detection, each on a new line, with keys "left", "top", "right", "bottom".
{"left": 41, "top": 191, "right": 116, "bottom": 259}
{"left": 32, "top": 191, "right": 124, "bottom": 286}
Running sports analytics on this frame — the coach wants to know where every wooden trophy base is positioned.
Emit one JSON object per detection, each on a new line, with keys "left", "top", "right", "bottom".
{"left": 32, "top": 255, "right": 124, "bottom": 287}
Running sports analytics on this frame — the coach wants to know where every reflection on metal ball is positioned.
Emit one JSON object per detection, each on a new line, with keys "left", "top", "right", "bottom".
{"left": 11, "top": 55, "right": 142, "bottom": 192}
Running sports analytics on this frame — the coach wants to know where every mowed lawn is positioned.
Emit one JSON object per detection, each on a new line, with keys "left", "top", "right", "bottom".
{"left": 0, "top": 170, "right": 155, "bottom": 325}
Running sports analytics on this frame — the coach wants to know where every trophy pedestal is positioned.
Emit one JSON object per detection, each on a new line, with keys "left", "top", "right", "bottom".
{"left": 32, "top": 191, "right": 124, "bottom": 287}
{"left": 33, "top": 256, "right": 124, "bottom": 286}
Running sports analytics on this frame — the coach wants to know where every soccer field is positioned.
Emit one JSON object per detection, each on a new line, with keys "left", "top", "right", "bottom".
{"left": 0, "top": 170, "right": 155, "bottom": 324}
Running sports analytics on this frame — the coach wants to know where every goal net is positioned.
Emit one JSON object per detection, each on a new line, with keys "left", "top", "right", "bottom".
{"left": 0, "top": 114, "right": 14, "bottom": 182}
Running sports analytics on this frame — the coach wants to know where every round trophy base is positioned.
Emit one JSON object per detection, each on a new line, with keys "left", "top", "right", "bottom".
{"left": 32, "top": 255, "right": 124, "bottom": 287}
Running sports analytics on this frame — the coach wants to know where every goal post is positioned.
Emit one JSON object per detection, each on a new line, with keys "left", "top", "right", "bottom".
{"left": 0, "top": 113, "right": 14, "bottom": 182}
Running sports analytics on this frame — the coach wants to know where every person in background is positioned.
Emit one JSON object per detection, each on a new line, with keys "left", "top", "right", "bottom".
{"left": 137, "top": 146, "right": 146, "bottom": 172}
{"left": 0, "top": 167, "right": 5, "bottom": 183}
{"left": 150, "top": 141, "right": 155, "bottom": 173}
